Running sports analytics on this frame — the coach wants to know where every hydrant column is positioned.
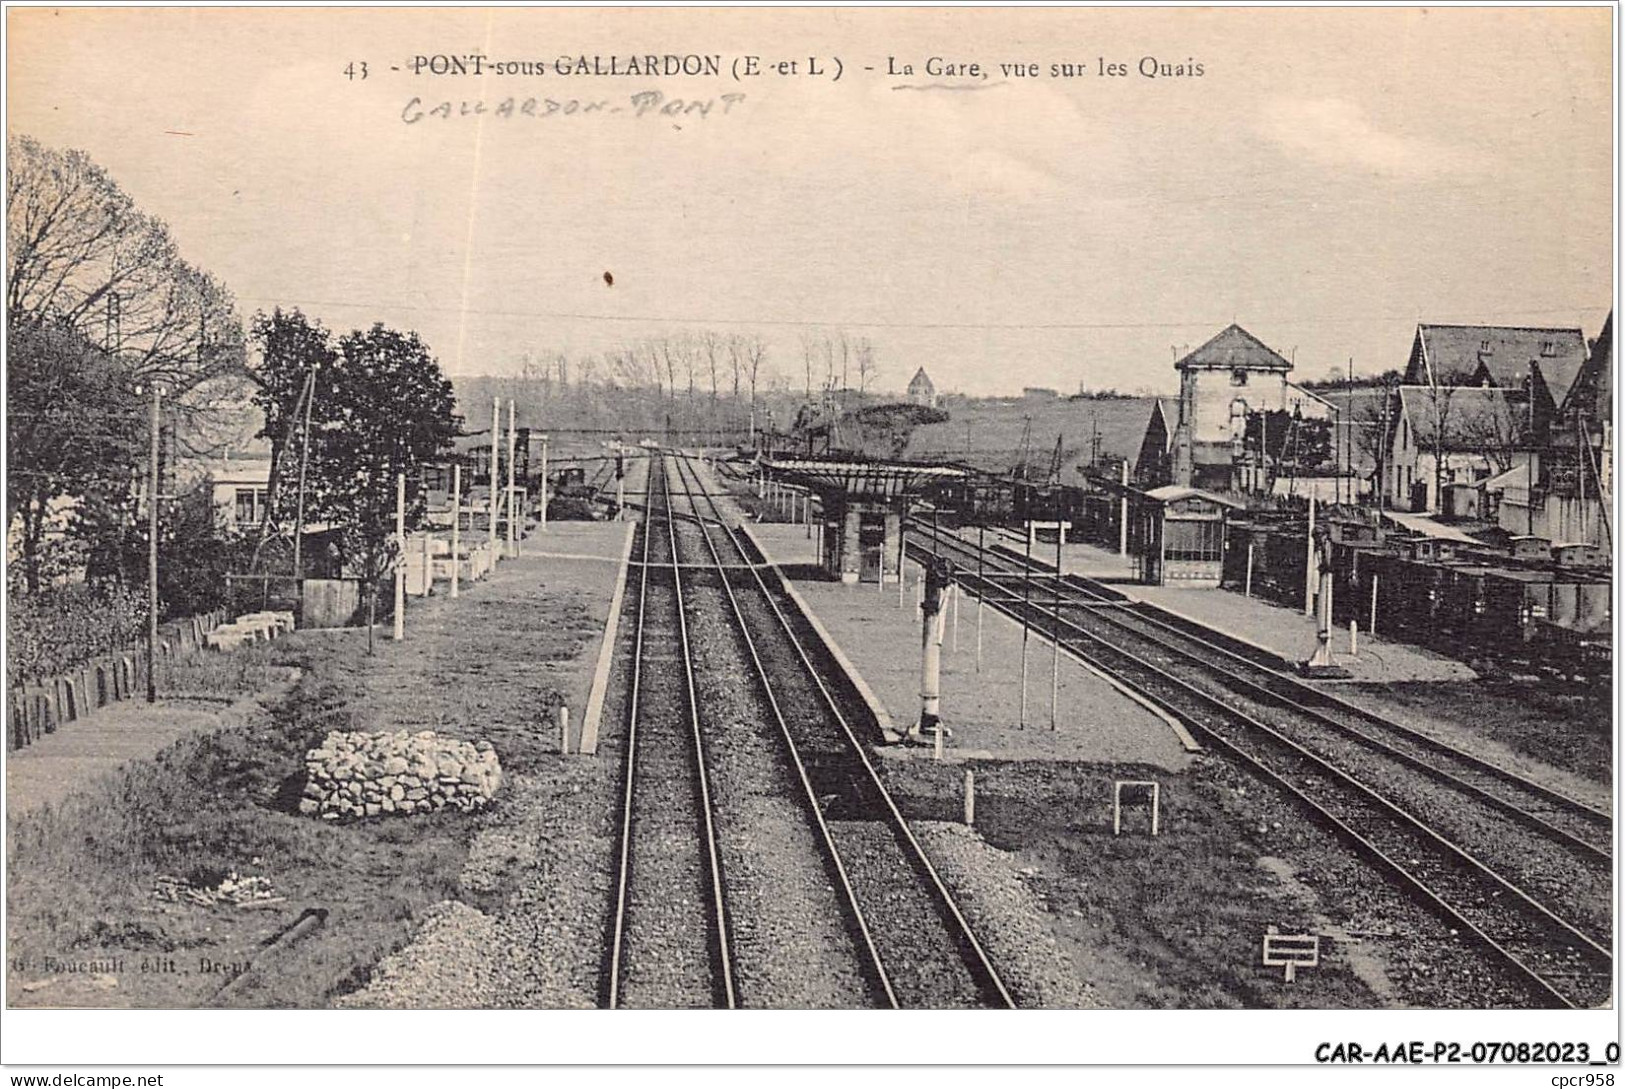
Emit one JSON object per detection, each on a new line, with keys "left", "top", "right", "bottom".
{"left": 918, "top": 558, "right": 951, "bottom": 738}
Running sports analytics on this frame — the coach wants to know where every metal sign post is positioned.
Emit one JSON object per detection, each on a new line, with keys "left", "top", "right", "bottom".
{"left": 1262, "top": 934, "right": 1321, "bottom": 982}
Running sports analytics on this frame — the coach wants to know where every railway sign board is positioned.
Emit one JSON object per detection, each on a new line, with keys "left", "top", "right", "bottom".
{"left": 1112, "top": 779, "right": 1160, "bottom": 836}
{"left": 1262, "top": 933, "right": 1320, "bottom": 982}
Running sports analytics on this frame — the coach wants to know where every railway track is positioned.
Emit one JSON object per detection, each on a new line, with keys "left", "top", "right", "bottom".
{"left": 604, "top": 454, "right": 735, "bottom": 1009}
{"left": 670, "top": 453, "right": 1014, "bottom": 1009}
{"left": 605, "top": 454, "right": 1014, "bottom": 1008}
{"left": 905, "top": 524, "right": 1613, "bottom": 1009}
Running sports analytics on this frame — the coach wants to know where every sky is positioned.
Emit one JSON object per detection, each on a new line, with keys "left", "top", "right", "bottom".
{"left": 6, "top": 6, "right": 1615, "bottom": 397}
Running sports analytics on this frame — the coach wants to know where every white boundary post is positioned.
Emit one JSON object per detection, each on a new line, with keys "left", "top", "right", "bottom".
{"left": 451, "top": 464, "right": 461, "bottom": 598}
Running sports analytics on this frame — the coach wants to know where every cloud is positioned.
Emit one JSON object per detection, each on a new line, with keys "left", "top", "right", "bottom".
{"left": 1256, "top": 97, "right": 1478, "bottom": 181}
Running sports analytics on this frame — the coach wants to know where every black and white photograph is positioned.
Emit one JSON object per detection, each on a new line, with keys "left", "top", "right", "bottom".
{"left": 1, "top": 2, "right": 1617, "bottom": 1078}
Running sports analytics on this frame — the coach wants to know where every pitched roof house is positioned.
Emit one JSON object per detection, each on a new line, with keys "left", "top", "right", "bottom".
{"left": 906, "top": 367, "right": 937, "bottom": 408}
{"left": 1384, "top": 385, "right": 1521, "bottom": 512}
{"left": 1134, "top": 399, "right": 1174, "bottom": 487}
{"left": 1402, "top": 324, "right": 1587, "bottom": 432}
{"left": 1175, "top": 323, "right": 1294, "bottom": 377}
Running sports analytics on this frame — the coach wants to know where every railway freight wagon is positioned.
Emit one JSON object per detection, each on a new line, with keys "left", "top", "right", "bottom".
{"left": 1220, "top": 518, "right": 1308, "bottom": 605}
{"left": 1074, "top": 488, "right": 1122, "bottom": 550}
{"left": 937, "top": 475, "right": 1016, "bottom": 526}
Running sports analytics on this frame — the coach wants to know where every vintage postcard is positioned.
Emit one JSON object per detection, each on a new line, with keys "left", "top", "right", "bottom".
{"left": 2, "top": 3, "right": 1616, "bottom": 1077}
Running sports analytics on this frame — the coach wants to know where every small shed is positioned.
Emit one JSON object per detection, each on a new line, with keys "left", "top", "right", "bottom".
{"left": 1134, "top": 484, "right": 1245, "bottom": 586}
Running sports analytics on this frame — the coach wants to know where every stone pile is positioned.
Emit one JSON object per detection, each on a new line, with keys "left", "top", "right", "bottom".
{"left": 300, "top": 730, "right": 502, "bottom": 819}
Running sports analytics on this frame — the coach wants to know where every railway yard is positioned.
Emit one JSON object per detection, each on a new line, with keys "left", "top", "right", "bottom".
{"left": 4, "top": 447, "right": 1614, "bottom": 1011}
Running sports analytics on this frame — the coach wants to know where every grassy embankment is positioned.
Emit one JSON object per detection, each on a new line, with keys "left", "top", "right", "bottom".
{"left": 7, "top": 579, "right": 600, "bottom": 1008}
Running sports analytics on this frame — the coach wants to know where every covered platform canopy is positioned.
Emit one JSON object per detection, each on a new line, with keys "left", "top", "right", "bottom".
{"left": 758, "top": 457, "right": 965, "bottom": 584}
{"left": 762, "top": 457, "right": 965, "bottom": 499}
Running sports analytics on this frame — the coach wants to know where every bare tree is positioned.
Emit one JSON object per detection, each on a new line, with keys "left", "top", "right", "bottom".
{"left": 800, "top": 332, "right": 817, "bottom": 399}
{"left": 744, "top": 335, "right": 767, "bottom": 440}
{"left": 854, "top": 336, "right": 878, "bottom": 395}
{"left": 701, "top": 330, "right": 721, "bottom": 437}
{"left": 8, "top": 135, "right": 246, "bottom": 420}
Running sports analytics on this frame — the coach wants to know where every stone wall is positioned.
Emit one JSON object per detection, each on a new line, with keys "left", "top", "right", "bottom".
{"left": 300, "top": 730, "right": 502, "bottom": 819}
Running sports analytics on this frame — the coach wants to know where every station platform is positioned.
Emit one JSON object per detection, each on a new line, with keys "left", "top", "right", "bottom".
{"left": 742, "top": 522, "right": 1194, "bottom": 772}
{"left": 1004, "top": 535, "right": 1478, "bottom": 685}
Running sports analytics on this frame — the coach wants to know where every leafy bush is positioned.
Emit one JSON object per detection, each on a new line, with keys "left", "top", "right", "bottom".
{"left": 6, "top": 582, "right": 146, "bottom": 688}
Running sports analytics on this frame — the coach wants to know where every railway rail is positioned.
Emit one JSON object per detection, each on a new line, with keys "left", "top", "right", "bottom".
{"left": 905, "top": 523, "right": 1613, "bottom": 1009}
{"left": 604, "top": 453, "right": 735, "bottom": 1009}
{"left": 605, "top": 454, "right": 1015, "bottom": 1008}
{"left": 671, "top": 453, "right": 1014, "bottom": 1009}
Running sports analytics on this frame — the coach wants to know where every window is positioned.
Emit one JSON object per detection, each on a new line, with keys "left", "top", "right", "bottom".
{"left": 1163, "top": 518, "right": 1223, "bottom": 562}
{"left": 1230, "top": 369, "right": 1249, "bottom": 387}
{"left": 1479, "top": 339, "right": 1492, "bottom": 352}
{"left": 1540, "top": 340, "right": 1558, "bottom": 357}
{"left": 234, "top": 487, "right": 265, "bottom": 527}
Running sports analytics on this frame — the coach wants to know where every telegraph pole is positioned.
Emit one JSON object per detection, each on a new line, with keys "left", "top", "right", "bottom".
{"left": 393, "top": 473, "right": 406, "bottom": 641}
{"left": 292, "top": 362, "right": 319, "bottom": 580}
{"left": 507, "top": 399, "right": 518, "bottom": 557}
{"left": 490, "top": 397, "right": 500, "bottom": 559}
{"left": 146, "top": 383, "right": 161, "bottom": 702}
{"left": 539, "top": 433, "right": 550, "bottom": 534}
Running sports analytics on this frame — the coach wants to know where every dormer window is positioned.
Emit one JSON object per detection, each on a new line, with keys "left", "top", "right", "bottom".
{"left": 1230, "top": 369, "right": 1248, "bottom": 386}
{"left": 1479, "top": 339, "right": 1492, "bottom": 352}
{"left": 1540, "top": 340, "right": 1558, "bottom": 357}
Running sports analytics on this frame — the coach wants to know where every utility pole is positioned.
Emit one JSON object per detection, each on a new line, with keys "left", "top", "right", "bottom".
{"left": 507, "top": 399, "right": 518, "bottom": 557}
{"left": 393, "top": 473, "right": 406, "bottom": 641}
{"left": 490, "top": 397, "right": 500, "bottom": 560}
{"left": 539, "top": 433, "right": 550, "bottom": 534}
{"left": 1051, "top": 524, "right": 1061, "bottom": 729}
{"left": 146, "top": 383, "right": 161, "bottom": 703}
{"left": 1303, "top": 493, "right": 1317, "bottom": 617}
{"left": 1019, "top": 520, "right": 1032, "bottom": 728}
{"left": 1346, "top": 355, "right": 1354, "bottom": 505}
{"left": 1377, "top": 390, "right": 1390, "bottom": 515}
{"left": 292, "top": 362, "right": 319, "bottom": 580}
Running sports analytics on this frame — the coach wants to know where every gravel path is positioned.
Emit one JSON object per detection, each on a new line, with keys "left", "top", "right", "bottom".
{"left": 684, "top": 579, "right": 877, "bottom": 1008}
{"left": 339, "top": 753, "right": 622, "bottom": 1009}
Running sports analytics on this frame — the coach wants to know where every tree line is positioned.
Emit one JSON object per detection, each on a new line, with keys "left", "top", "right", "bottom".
{"left": 6, "top": 136, "right": 461, "bottom": 655}
{"left": 456, "top": 328, "right": 887, "bottom": 444}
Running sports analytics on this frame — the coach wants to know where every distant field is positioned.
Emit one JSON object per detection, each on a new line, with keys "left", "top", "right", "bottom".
{"left": 907, "top": 396, "right": 1157, "bottom": 477}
